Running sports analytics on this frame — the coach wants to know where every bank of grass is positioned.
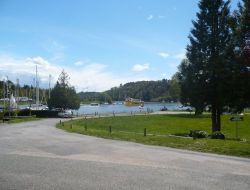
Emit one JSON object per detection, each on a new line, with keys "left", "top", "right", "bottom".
{"left": 57, "top": 114, "right": 250, "bottom": 158}
{"left": 0, "top": 116, "right": 40, "bottom": 124}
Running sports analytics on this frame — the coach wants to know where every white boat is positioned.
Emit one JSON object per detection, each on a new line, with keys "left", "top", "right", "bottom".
{"left": 27, "top": 104, "right": 48, "bottom": 110}
{"left": 10, "top": 94, "right": 18, "bottom": 109}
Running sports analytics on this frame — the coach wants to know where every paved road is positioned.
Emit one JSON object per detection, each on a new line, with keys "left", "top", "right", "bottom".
{"left": 0, "top": 119, "right": 250, "bottom": 190}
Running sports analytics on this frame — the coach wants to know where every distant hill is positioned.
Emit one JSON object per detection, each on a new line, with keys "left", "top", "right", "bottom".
{"left": 78, "top": 92, "right": 101, "bottom": 103}
{"left": 78, "top": 79, "right": 180, "bottom": 103}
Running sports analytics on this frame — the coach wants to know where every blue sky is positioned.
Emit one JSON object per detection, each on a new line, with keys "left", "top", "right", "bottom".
{"left": 0, "top": 0, "right": 239, "bottom": 92}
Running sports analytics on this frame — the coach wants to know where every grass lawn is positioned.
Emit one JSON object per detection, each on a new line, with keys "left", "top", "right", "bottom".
{"left": 57, "top": 114, "right": 250, "bottom": 158}
{"left": 1, "top": 116, "right": 40, "bottom": 124}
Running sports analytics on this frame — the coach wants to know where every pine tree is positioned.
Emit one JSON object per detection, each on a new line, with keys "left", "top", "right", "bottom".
{"left": 179, "top": 0, "right": 231, "bottom": 132}
{"left": 48, "top": 70, "right": 80, "bottom": 110}
{"left": 228, "top": 0, "right": 250, "bottom": 110}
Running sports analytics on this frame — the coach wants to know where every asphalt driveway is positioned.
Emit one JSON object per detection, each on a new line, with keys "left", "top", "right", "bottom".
{"left": 0, "top": 119, "right": 250, "bottom": 190}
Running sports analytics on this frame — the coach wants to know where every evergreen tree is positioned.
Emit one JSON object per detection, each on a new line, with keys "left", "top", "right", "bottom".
{"left": 228, "top": 0, "right": 250, "bottom": 110}
{"left": 177, "top": 59, "right": 206, "bottom": 115}
{"left": 48, "top": 70, "right": 80, "bottom": 110}
{"left": 179, "top": 0, "right": 231, "bottom": 132}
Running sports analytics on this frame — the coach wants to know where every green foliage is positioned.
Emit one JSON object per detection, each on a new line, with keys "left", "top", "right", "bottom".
{"left": 78, "top": 79, "right": 180, "bottom": 103}
{"left": 78, "top": 92, "right": 100, "bottom": 103}
{"left": 3, "top": 110, "right": 17, "bottom": 117}
{"left": 30, "top": 110, "right": 60, "bottom": 118}
{"left": 105, "top": 79, "right": 178, "bottom": 102}
{"left": 178, "top": 0, "right": 233, "bottom": 131}
{"left": 48, "top": 70, "right": 80, "bottom": 110}
{"left": 17, "top": 109, "right": 31, "bottom": 116}
{"left": 169, "top": 74, "right": 181, "bottom": 102}
{"left": 97, "top": 93, "right": 112, "bottom": 104}
{"left": 227, "top": 0, "right": 250, "bottom": 111}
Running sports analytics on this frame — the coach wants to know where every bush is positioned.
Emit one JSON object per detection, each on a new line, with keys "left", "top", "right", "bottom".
{"left": 0, "top": 112, "right": 4, "bottom": 120}
{"left": 30, "top": 110, "right": 60, "bottom": 118}
{"left": 18, "top": 109, "right": 32, "bottom": 116}
{"left": 189, "top": 130, "right": 208, "bottom": 139}
{"left": 211, "top": 131, "right": 225, "bottom": 139}
{"left": 3, "top": 111, "right": 17, "bottom": 117}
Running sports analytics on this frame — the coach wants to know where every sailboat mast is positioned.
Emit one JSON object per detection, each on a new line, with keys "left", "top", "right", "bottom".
{"left": 49, "top": 74, "right": 51, "bottom": 99}
{"left": 36, "top": 64, "right": 39, "bottom": 109}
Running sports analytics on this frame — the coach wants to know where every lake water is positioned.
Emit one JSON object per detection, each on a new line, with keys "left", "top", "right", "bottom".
{"left": 76, "top": 102, "right": 182, "bottom": 115}
{"left": 18, "top": 102, "right": 185, "bottom": 115}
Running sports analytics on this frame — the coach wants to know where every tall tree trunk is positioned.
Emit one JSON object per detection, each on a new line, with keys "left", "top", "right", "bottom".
{"left": 215, "top": 108, "right": 221, "bottom": 131}
{"left": 212, "top": 103, "right": 221, "bottom": 132}
{"left": 212, "top": 105, "right": 217, "bottom": 132}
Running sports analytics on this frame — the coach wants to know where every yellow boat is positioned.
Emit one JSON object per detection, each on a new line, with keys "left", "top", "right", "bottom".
{"left": 124, "top": 98, "right": 144, "bottom": 106}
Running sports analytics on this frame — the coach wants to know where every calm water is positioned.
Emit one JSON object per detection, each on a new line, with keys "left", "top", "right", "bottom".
{"left": 19, "top": 102, "right": 185, "bottom": 115}
{"left": 76, "top": 102, "right": 182, "bottom": 115}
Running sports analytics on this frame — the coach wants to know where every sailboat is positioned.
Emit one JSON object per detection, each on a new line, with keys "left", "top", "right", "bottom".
{"left": 10, "top": 94, "right": 18, "bottom": 109}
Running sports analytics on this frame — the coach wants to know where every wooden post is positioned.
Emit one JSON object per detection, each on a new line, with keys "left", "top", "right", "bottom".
{"left": 109, "top": 126, "right": 112, "bottom": 134}
{"left": 60, "top": 120, "right": 61, "bottom": 124}
{"left": 70, "top": 124, "right": 73, "bottom": 129}
{"left": 144, "top": 128, "right": 146, "bottom": 137}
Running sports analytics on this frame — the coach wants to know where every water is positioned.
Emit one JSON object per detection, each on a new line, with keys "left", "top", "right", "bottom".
{"left": 76, "top": 102, "right": 182, "bottom": 115}
{"left": 18, "top": 102, "right": 185, "bottom": 115}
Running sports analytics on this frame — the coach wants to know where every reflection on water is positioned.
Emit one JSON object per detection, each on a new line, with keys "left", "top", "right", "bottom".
{"left": 76, "top": 102, "right": 182, "bottom": 115}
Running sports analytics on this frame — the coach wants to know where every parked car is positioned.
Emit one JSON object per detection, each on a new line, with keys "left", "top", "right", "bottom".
{"left": 58, "top": 110, "right": 73, "bottom": 118}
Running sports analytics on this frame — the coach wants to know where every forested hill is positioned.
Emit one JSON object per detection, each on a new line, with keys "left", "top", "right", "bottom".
{"left": 78, "top": 79, "right": 180, "bottom": 103}
{"left": 105, "top": 79, "right": 180, "bottom": 102}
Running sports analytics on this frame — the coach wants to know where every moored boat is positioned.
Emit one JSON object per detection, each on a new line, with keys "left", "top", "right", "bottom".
{"left": 124, "top": 98, "right": 144, "bottom": 106}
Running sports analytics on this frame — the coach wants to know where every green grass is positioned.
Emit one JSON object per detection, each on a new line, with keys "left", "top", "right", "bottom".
{"left": 244, "top": 108, "right": 250, "bottom": 114}
{"left": 1, "top": 116, "right": 40, "bottom": 124}
{"left": 57, "top": 114, "right": 250, "bottom": 158}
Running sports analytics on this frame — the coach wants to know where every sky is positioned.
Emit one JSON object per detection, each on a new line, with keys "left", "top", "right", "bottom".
{"left": 0, "top": 0, "right": 240, "bottom": 92}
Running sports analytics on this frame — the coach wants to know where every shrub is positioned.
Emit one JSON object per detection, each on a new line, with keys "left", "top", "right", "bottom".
{"left": 211, "top": 131, "right": 225, "bottom": 139}
{"left": 0, "top": 112, "right": 4, "bottom": 120}
{"left": 3, "top": 111, "right": 17, "bottom": 117}
{"left": 18, "top": 109, "right": 32, "bottom": 116}
{"left": 189, "top": 130, "right": 208, "bottom": 139}
{"left": 31, "top": 110, "right": 60, "bottom": 118}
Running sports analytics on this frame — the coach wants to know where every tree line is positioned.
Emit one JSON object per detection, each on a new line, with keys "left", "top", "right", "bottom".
{"left": 78, "top": 78, "right": 180, "bottom": 103}
{"left": 0, "top": 80, "right": 49, "bottom": 104}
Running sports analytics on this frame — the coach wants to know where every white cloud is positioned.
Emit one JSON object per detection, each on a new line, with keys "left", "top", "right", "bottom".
{"left": 147, "top": 15, "right": 154, "bottom": 21}
{"left": 0, "top": 55, "right": 153, "bottom": 92}
{"left": 173, "top": 52, "right": 186, "bottom": 60}
{"left": 26, "top": 56, "right": 50, "bottom": 66}
{"left": 158, "top": 52, "right": 169, "bottom": 58}
{"left": 132, "top": 63, "right": 150, "bottom": 72}
{"left": 161, "top": 73, "right": 167, "bottom": 77}
{"left": 74, "top": 61, "right": 84, "bottom": 66}
{"left": 42, "top": 39, "right": 65, "bottom": 62}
